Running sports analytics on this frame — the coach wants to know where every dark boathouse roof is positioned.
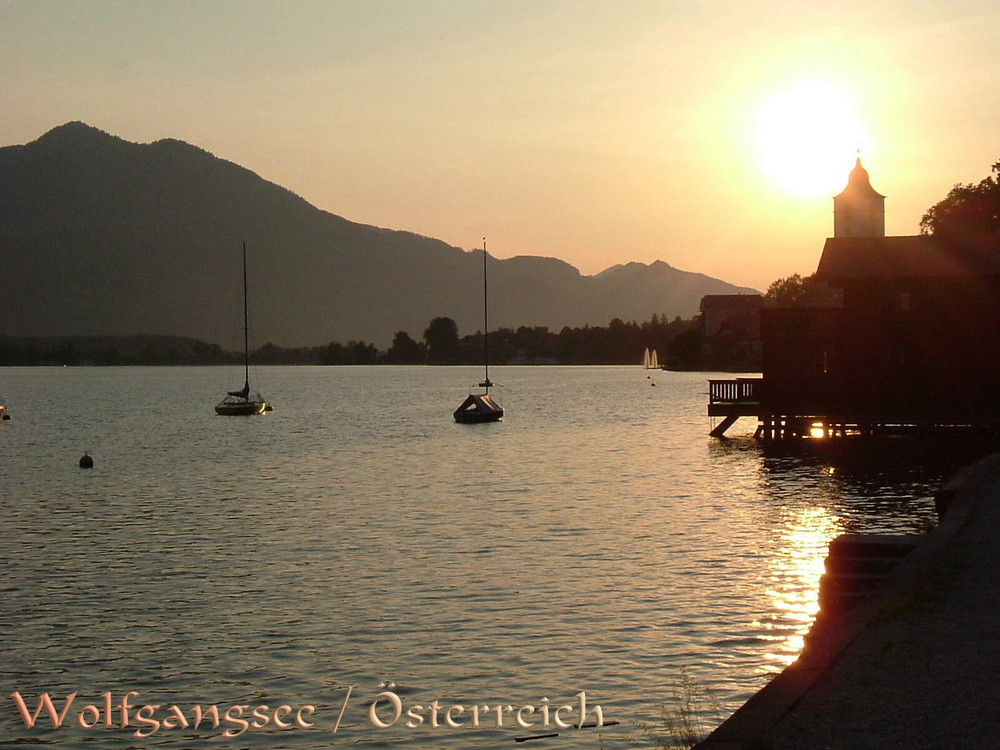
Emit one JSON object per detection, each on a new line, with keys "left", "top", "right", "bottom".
{"left": 816, "top": 235, "right": 1000, "bottom": 280}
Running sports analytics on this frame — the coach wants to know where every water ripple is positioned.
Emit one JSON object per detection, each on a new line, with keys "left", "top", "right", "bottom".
{"left": 1, "top": 365, "right": 977, "bottom": 748}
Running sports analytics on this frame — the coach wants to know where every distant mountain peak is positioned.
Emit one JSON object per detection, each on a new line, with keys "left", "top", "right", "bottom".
{"left": 148, "top": 136, "right": 212, "bottom": 156}
{"left": 34, "top": 121, "right": 121, "bottom": 146}
{"left": 48, "top": 120, "right": 105, "bottom": 135}
{"left": 31, "top": 122, "right": 216, "bottom": 162}
{"left": 595, "top": 260, "right": 677, "bottom": 278}
{"left": 29, "top": 123, "right": 216, "bottom": 169}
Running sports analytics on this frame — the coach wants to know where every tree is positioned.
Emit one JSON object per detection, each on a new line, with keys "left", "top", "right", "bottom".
{"left": 667, "top": 326, "right": 703, "bottom": 367}
{"left": 385, "top": 331, "right": 426, "bottom": 364}
{"left": 920, "top": 160, "right": 1000, "bottom": 244}
{"left": 765, "top": 274, "right": 808, "bottom": 306}
{"left": 423, "top": 317, "right": 460, "bottom": 364}
{"left": 765, "top": 273, "right": 840, "bottom": 309}
{"left": 319, "top": 340, "right": 350, "bottom": 365}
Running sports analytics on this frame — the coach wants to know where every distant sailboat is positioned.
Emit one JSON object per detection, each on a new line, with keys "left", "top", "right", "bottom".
{"left": 215, "top": 242, "right": 271, "bottom": 416}
{"left": 454, "top": 239, "right": 504, "bottom": 423}
{"left": 643, "top": 348, "right": 660, "bottom": 369}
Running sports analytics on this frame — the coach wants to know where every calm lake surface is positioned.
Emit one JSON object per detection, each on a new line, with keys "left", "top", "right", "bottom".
{"left": 0, "top": 366, "right": 982, "bottom": 748}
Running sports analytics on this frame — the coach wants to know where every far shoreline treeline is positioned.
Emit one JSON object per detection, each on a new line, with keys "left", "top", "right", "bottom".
{"left": 0, "top": 312, "right": 761, "bottom": 371}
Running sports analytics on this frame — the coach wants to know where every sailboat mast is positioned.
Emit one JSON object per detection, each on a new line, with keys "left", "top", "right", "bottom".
{"left": 242, "top": 241, "right": 250, "bottom": 389}
{"left": 483, "top": 238, "right": 490, "bottom": 388}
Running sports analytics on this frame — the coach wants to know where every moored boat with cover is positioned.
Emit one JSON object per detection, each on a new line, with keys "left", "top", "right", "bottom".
{"left": 454, "top": 238, "right": 503, "bottom": 423}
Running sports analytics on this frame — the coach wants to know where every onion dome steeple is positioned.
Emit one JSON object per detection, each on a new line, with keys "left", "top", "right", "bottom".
{"left": 834, "top": 156, "right": 885, "bottom": 238}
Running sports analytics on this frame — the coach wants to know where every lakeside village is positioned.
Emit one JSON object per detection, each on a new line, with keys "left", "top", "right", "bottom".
{"left": 3, "top": 157, "right": 998, "bottom": 411}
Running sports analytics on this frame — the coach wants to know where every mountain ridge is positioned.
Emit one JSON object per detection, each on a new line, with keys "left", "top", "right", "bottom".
{"left": 0, "top": 122, "right": 759, "bottom": 347}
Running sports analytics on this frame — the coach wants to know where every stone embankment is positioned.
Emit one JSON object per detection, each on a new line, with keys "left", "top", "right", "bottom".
{"left": 695, "top": 452, "right": 1000, "bottom": 750}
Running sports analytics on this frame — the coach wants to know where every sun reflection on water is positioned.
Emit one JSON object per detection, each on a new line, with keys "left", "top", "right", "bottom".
{"left": 761, "top": 504, "right": 841, "bottom": 667}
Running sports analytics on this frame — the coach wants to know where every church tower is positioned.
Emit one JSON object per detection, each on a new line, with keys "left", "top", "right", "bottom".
{"left": 833, "top": 157, "right": 885, "bottom": 237}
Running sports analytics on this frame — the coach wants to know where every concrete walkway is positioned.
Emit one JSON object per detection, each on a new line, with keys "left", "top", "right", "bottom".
{"left": 695, "top": 452, "right": 1000, "bottom": 750}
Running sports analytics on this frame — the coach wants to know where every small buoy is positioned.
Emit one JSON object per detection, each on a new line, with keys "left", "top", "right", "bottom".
{"left": 79, "top": 453, "right": 94, "bottom": 469}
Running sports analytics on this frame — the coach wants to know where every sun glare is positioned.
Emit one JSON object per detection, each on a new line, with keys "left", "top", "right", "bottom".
{"left": 754, "top": 82, "right": 869, "bottom": 199}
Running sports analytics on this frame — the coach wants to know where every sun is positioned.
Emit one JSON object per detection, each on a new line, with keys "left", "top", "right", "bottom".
{"left": 754, "top": 81, "right": 870, "bottom": 198}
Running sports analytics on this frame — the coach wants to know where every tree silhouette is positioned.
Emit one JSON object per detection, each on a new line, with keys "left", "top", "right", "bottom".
{"left": 920, "top": 160, "right": 1000, "bottom": 245}
{"left": 423, "top": 316, "right": 460, "bottom": 364}
{"left": 765, "top": 274, "right": 808, "bottom": 306}
{"left": 385, "top": 331, "right": 426, "bottom": 364}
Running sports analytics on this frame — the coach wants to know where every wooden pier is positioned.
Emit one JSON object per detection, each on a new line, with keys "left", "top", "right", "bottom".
{"left": 708, "top": 378, "right": 761, "bottom": 437}
{"left": 708, "top": 378, "right": 1000, "bottom": 440}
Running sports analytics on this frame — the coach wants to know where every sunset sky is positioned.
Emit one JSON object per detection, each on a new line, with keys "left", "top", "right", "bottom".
{"left": 3, "top": 0, "right": 998, "bottom": 292}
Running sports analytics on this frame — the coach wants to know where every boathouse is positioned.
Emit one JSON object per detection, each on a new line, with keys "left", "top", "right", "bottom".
{"left": 710, "top": 159, "right": 1000, "bottom": 439}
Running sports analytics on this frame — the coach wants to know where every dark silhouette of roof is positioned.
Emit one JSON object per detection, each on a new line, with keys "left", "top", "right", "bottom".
{"left": 700, "top": 294, "right": 764, "bottom": 309}
{"left": 816, "top": 235, "right": 1000, "bottom": 279}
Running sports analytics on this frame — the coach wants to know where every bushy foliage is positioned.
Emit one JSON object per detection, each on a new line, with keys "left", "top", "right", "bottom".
{"left": 920, "top": 160, "right": 1000, "bottom": 243}
{"left": 765, "top": 274, "right": 809, "bottom": 306}
{"left": 423, "top": 316, "right": 460, "bottom": 364}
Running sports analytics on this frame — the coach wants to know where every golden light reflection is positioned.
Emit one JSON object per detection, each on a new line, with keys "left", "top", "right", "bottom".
{"left": 760, "top": 505, "right": 841, "bottom": 667}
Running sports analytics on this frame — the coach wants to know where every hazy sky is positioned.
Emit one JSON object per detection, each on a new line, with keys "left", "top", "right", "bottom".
{"left": 3, "top": 0, "right": 998, "bottom": 291}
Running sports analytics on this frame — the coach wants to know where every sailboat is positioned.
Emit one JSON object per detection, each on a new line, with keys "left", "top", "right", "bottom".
{"left": 453, "top": 239, "right": 504, "bottom": 423}
{"left": 643, "top": 348, "right": 660, "bottom": 369}
{"left": 215, "top": 242, "right": 271, "bottom": 416}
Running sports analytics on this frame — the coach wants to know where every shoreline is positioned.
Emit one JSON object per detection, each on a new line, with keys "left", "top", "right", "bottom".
{"left": 695, "top": 451, "right": 1000, "bottom": 749}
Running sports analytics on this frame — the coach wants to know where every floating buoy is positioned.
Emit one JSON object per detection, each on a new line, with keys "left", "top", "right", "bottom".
{"left": 79, "top": 453, "right": 94, "bottom": 469}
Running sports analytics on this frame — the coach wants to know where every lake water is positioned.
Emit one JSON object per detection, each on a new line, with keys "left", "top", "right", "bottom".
{"left": 0, "top": 365, "right": 979, "bottom": 748}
